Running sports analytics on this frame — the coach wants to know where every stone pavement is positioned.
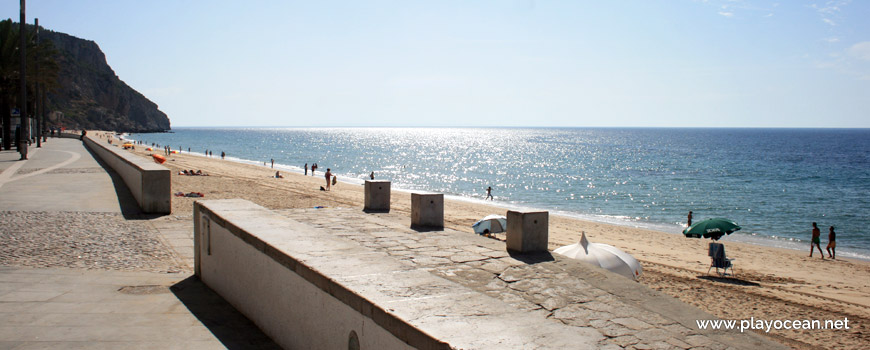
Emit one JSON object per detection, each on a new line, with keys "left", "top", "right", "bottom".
{"left": 0, "top": 138, "right": 128, "bottom": 213}
{"left": 0, "top": 140, "right": 278, "bottom": 349}
{"left": 278, "top": 207, "right": 786, "bottom": 350}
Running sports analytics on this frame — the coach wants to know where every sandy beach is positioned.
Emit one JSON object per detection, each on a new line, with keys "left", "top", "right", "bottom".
{"left": 117, "top": 133, "right": 868, "bottom": 350}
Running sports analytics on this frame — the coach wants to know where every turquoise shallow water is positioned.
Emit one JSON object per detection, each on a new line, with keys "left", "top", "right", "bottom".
{"left": 127, "top": 127, "right": 870, "bottom": 259}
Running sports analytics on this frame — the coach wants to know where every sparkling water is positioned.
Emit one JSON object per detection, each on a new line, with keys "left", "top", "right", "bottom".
{"left": 128, "top": 127, "right": 870, "bottom": 259}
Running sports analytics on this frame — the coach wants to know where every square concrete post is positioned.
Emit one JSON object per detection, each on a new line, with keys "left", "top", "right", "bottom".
{"left": 364, "top": 180, "right": 391, "bottom": 212}
{"left": 411, "top": 192, "right": 444, "bottom": 229}
{"left": 506, "top": 210, "right": 549, "bottom": 253}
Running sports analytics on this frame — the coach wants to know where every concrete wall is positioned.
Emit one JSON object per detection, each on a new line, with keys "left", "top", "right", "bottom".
{"left": 194, "top": 200, "right": 435, "bottom": 350}
{"left": 82, "top": 135, "right": 171, "bottom": 214}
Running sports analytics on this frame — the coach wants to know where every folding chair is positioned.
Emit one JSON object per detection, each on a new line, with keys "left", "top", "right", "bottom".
{"left": 707, "top": 242, "right": 734, "bottom": 276}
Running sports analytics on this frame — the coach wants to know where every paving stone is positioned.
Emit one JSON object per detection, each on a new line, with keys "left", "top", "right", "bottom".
{"left": 600, "top": 322, "right": 634, "bottom": 337}
{"left": 612, "top": 317, "right": 654, "bottom": 330}
{"left": 609, "top": 335, "right": 641, "bottom": 347}
{"left": 684, "top": 334, "right": 714, "bottom": 347}
{"left": 0, "top": 212, "right": 183, "bottom": 273}
{"left": 665, "top": 337, "right": 693, "bottom": 349}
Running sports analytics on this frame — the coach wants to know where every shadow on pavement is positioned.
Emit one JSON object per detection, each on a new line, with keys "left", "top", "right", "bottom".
{"left": 508, "top": 251, "right": 555, "bottom": 265}
{"left": 171, "top": 276, "right": 282, "bottom": 350}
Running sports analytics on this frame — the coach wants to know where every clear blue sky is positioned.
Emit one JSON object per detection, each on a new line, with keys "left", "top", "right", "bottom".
{"left": 3, "top": 1, "right": 869, "bottom": 127}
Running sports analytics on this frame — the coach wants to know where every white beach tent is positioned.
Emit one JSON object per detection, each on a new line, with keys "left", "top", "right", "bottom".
{"left": 554, "top": 232, "right": 643, "bottom": 281}
{"left": 472, "top": 214, "right": 507, "bottom": 235}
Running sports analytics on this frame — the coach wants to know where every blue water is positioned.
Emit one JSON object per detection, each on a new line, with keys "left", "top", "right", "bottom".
{"left": 127, "top": 127, "right": 870, "bottom": 259}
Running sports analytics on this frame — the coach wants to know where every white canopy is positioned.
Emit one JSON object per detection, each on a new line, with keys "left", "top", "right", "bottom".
{"left": 554, "top": 232, "right": 643, "bottom": 281}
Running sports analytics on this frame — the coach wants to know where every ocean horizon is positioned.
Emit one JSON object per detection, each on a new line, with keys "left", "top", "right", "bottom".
{"left": 125, "top": 127, "right": 870, "bottom": 260}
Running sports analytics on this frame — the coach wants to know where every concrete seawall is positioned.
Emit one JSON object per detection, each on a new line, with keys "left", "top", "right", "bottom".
{"left": 194, "top": 199, "right": 614, "bottom": 349}
{"left": 83, "top": 135, "right": 171, "bottom": 214}
{"left": 194, "top": 199, "right": 785, "bottom": 350}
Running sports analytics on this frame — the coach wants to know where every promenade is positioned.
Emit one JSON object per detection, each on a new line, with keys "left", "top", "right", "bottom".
{"left": 0, "top": 137, "right": 789, "bottom": 349}
{"left": 0, "top": 138, "right": 279, "bottom": 349}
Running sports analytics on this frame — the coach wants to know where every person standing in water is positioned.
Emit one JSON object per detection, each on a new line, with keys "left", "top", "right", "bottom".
{"left": 304, "top": 163, "right": 308, "bottom": 175}
{"left": 826, "top": 226, "right": 836, "bottom": 259}
{"left": 325, "top": 168, "right": 333, "bottom": 190}
{"left": 809, "top": 222, "right": 824, "bottom": 259}
{"left": 485, "top": 186, "right": 494, "bottom": 200}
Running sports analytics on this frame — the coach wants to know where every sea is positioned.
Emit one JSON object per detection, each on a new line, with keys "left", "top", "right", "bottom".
{"left": 125, "top": 127, "right": 870, "bottom": 260}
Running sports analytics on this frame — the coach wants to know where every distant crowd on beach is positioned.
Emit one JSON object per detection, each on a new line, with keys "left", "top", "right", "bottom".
{"left": 132, "top": 137, "right": 499, "bottom": 203}
{"left": 300, "top": 163, "right": 338, "bottom": 191}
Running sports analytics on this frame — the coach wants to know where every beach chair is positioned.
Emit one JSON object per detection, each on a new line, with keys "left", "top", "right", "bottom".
{"left": 707, "top": 242, "right": 734, "bottom": 276}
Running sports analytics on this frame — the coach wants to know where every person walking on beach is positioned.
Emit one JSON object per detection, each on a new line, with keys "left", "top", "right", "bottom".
{"left": 325, "top": 168, "right": 332, "bottom": 190}
{"left": 486, "top": 186, "right": 494, "bottom": 200}
{"left": 305, "top": 163, "right": 308, "bottom": 175}
{"left": 826, "top": 226, "right": 836, "bottom": 259}
{"left": 221, "top": 151, "right": 225, "bottom": 160}
{"left": 687, "top": 211, "right": 693, "bottom": 227}
{"left": 271, "top": 159, "right": 274, "bottom": 168}
{"left": 312, "top": 163, "right": 317, "bottom": 176}
{"left": 370, "top": 171, "right": 375, "bottom": 180}
{"left": 809, "top": 222, "right": 824, "bottom": 259}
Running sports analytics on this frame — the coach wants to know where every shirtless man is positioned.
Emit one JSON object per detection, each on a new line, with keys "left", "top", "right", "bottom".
{"left": 826, "top": 226, "right": 836, "bottom": 259}
{"left": 809, "top": 222, "right": 824, "bottom": 259}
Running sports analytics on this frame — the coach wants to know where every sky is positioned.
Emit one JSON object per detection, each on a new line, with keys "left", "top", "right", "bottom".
{"left": 2, "top": 1, "right": 869, "bottom": 128}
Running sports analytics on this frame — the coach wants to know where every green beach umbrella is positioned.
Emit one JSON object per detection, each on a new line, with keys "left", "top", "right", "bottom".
{"left": 683, "top": 218, "right": 741, "bottom": 241}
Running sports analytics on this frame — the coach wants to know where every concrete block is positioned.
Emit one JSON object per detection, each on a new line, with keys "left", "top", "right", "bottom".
{"left": 411, "top": 192, "right": 444, "bottom": 229}
{"left": 506, "top": 210, "right": 549, "bottom": 253}
{"left": 364, "top": 180, "right": 391, "bottom": 212}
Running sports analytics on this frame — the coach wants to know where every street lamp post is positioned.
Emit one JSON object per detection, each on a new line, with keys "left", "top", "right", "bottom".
{"left": 18, "top": 0, "right": 28, "bottom": 160}
{"left": 33, "top": 18, "right": 45, "bottom": 148}
{"left": 35, "top": 18, "right": 40, "bottom": 148}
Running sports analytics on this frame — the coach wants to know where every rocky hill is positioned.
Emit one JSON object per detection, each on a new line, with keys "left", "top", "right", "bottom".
{"left": 41, "top": 27, "right": 170, "bottom": 132}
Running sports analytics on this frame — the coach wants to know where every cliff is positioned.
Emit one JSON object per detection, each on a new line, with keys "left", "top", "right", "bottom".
{"left": 41, "top": 27, "right": 170, "bottom": 132}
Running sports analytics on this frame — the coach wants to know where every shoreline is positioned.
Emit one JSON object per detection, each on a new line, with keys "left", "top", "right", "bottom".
{"left": 113, "top": 131, "right": 870, "bottom": 349}
{"left": 122, "top": 134, "right": 870, "bottom": 262}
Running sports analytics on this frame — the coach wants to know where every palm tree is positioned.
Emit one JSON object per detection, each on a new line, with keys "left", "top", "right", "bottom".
{"left": 26, "top": 24, "right": 59, "bottom": 144}
{"left": 0, "top": 19, "right": 58, "bottom": 150}
{"left": 0, "top": 19, "right": 17, "bottom": 150}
